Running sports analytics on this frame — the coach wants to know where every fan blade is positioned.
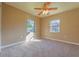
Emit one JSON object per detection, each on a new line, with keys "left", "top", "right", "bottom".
{"left": 38, "top": 11, "right": 43, "bottom": 15}
{"left": 34, "top": 8, "right": 42, "bottom": 10}
{"left": 48, "top": 8, "right": 57, "bottom": 10}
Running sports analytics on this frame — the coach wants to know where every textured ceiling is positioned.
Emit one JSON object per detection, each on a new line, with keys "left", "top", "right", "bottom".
{"left": 6, "top": 2, "right": 79, "bottom": 17}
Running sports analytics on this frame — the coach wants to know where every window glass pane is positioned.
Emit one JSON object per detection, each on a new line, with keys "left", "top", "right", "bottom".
{"left": 27, "top": 19, "right": 35, "bottom": 32}
{"left": 50, "top": 20, "right": 60, "bottom": 32}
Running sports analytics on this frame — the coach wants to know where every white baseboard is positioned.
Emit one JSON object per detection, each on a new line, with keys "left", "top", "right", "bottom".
{"left": 1, "top": 41, "right": 25, "bottom": 49}
{"left": 44, "top": 37, "right": 79, "bottom": 46}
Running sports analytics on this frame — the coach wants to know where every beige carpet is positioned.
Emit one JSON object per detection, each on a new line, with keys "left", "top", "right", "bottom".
{"left": 0, "top": 39, "right": 79, "bottom": 57}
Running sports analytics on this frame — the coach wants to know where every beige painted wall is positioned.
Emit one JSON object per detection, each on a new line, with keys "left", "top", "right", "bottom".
{"left": 0, "top": 3, "right": 2, "bottom": 48}
{"left": 41, "top": 8, "right": 79, "bottom": 44}
{"left": 2, "top": 3, "right": 41, "bottom": 46}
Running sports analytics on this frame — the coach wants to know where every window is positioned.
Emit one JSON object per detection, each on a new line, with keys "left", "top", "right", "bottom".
{"left": 27, "top": 19, "right": 35, "bottom": 32}
{"left": 50, "top": 20, "right": 60, "bottom": 32}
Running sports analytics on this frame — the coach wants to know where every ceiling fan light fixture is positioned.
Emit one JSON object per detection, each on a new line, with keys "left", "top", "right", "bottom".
{"left": 34, "top": 2, "right": 57, "bottom": 15}
{"left": 42, "top": 10, "right": 48, "bottom": 15}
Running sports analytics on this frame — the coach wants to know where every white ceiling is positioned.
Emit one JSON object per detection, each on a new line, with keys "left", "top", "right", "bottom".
{"left": 6, "top": 2, "right": 79, "bottom": 17}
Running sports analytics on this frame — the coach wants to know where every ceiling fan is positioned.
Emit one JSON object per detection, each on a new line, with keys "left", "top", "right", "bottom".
{"left": 34, "top": 2, "right": 57, "bottom": 15}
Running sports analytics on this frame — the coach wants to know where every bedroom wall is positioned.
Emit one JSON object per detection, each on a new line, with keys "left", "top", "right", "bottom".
{"left": 0, "top": 3, "right": 2, "bottom": 49}
{"left": 41, "top": 8, "right": 79, "bottom": 44}
{"left": 2, "top": 3, "right": 41, "bottom": 46}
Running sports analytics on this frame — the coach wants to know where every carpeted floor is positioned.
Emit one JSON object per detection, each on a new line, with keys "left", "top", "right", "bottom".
{"left": 0, "top": 39, "right": 79, "bottom": 57}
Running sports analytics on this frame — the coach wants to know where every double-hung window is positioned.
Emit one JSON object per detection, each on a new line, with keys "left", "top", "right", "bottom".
{"left": 50, "top": 19, "right": 60, "bottom": 32}
{"left": 27, "top": 19, "right": 35, "bottom": 32}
